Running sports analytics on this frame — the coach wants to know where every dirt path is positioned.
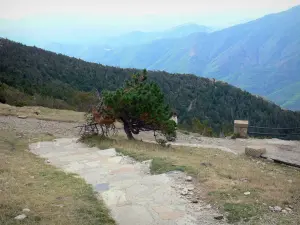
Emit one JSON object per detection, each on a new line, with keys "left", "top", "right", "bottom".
{"left": 130, "top": 130, "right": 300, "bottom": 166}
{"left": 1, "top": 115, "right": 300, "bottom": 166}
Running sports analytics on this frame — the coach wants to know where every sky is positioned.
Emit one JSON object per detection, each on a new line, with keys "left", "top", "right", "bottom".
{"left": 1, "top": 0, "right": 300, "bottom": 44}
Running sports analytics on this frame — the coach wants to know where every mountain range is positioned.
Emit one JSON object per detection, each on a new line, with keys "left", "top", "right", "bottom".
{"left": 1, "top": 38, "right": 300, "bottom": 136}
{"left": 39, "top": 6, "right": 300, "bottom": 111}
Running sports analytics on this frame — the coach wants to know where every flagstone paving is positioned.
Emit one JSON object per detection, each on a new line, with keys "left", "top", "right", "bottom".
{"left": 30, "top": 138, "right": 226, "bottom": 225}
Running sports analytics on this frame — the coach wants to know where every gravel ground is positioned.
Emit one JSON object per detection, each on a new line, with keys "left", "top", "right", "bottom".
{"left": 0, "top": 115, "right": 81, "bottom": 137}
{"left": 1, "top": 115, "right": 300, "bottom": 166}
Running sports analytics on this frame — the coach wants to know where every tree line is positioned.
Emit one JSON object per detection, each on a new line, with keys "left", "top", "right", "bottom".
{"left": 1, "top": 38, "right": 300, "bottom": 136}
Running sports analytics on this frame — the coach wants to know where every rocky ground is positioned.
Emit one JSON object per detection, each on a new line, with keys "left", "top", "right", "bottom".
{"left": 132, "top": 130, "right": 300, "bottom": 166}
{"left": 1, "top": 115, "right": 300, "bottom": 224}
{"left": 0, "top": 115, "right": 81, "bottom": 137}
{"left": 1, "top": 115, "right": 300, "bottom": 166}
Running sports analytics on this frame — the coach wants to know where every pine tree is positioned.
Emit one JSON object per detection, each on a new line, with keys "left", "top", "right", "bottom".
{"left": 102, "top": 69, "right": 176, "bottom": 140}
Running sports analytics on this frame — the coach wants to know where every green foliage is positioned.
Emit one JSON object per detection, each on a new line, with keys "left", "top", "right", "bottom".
{"left": 191, "top": 118, "right": 214, "bottom": 137}
{"left": 102, "top": 70, "right": 176, "bottom": 139}
{"left": 224, "top": 203, "right": 260, "bottom": 223}
{"left": 1, "top": 38, "right": 300, "bottom": 137}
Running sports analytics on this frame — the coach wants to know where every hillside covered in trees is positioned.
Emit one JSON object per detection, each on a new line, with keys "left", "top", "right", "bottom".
{"left": 1, "top": 38, "right": 300, "bottom": 135}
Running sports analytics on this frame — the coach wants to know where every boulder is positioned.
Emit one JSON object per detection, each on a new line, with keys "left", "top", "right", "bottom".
{"left": 245, "top": 146, "right": 266, "bottom": 158}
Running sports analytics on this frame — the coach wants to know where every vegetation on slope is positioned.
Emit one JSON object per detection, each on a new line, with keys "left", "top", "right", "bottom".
{"left": 87, "top": 6, "right": 300, "bottom": 110}
{"left": 1, "top": 38, "right": 300, "bottom": 134}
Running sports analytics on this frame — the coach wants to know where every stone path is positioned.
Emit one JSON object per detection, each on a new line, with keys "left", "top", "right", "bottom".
{"left": 29, "top": 138, "right": 226, "bottom": 225}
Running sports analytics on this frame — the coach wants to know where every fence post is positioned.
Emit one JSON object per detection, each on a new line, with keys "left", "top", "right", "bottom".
{"left": 234, "top": 120, "right": 249, "bottom": 138}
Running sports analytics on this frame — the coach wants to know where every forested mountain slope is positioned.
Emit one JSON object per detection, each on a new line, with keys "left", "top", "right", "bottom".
{"left": 87, "top": 6, "right": 300, "bottom": 110}
{"left": 1, "top": 38, "right": 300, "bottom": 134}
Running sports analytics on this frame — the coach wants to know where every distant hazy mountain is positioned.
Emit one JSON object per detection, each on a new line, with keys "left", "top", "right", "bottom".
{"left": 41, "top": 23, "right": 212, "bottom": 58}
{"left": 88, "top": 6, "right": 300, "bottom": 110}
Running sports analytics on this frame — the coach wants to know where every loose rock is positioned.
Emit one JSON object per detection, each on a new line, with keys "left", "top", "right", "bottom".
{"left": 181, "top": 188, "right": 188, "bottom": 195}
{"left": 240, "top": 178, "right": 248, "bottom": 182}
{"left": 274, "top": 206, "right": 282, "bottom": 212}
{"left": 214, "top": 215, "right": 224, "bottom": 220}
{"left": 185, "top": 176, "right": 193, "bottom": 182}
{"left": 187, "top": 186, "right": 194, "bottom": 191}
{"left": 200, "top": 162, "right": 212, "bottom": 167}
{"left": 22, "top": 208, "right": 30, "bottom": 212}
{"left": 204, "top": 204, "right": 212, "bottom": 209}
{"left": 17, "top": 115, "right": 28, "bottom": 119}
{"left": 191, "top": 199, "right": 198, "bottom": 203}
{"left": 245, "top": 146, "right": 266, "bottom": 157}
{"left": 282, "top": 209, "right": 288, "bottom": 214}
{"left": 14, "top": 214, "right": 27, "bottom": 220}
{"left": 244, "top": 191, "right": 251, "bottom": 195}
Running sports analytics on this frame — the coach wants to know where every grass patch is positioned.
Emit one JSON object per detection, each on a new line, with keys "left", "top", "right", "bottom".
{"left": 81, "top": 134, "right": 300, "bottom": 224}
{"left": 150, "top": 157, "right": 187, "bottom": 174}
{"left": 224, "top": 203, "right": 260, "bottom": 223}
{"left": 0, "top": 131, "right": 115, "bottom": 225}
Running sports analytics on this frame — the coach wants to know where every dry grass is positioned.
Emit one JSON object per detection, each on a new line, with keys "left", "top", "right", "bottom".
{"left": 0, "top": 103, "right": 85, "bottom": 122}
{"left": 82, "top": 135, "right": 300, "bottom": 224}
{"left": 0, "top": 131, "right": 115, "bottom": 225}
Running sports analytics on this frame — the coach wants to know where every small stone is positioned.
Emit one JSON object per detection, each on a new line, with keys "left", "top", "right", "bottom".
{"left": 282, "top": 209, "right": 288, "bottom": 214}
{"left": 191, "top": 199, "right": 198, "bottom": 203}
{"left": 240, "top": 178, "right": 248, "bottom": 182}
{"left": 45, "top": 159, "right": 50, "bottom": 163}
{"left": 22, "top": 208, "right": 30, "bottom": 212}
{"left": 285, "top": 207, "right": 292, "bottom": 212}
{"left": 17, "top": 115, "right": 28, "bottom": 119}
{"left": 274, "top": 206, "right": 282, "bottom": 212}
{"left": 214, "top": 215, "right": 224, "bottom": 220}
{"left": 181, "top": 188, "right": 188, "bottom": 195}
{"left": 30, "top": 176, "right": 34, "bottom": 179}
{"left": 244, "top": 192, "right": 251, "bottom": 195}
{"left": 14, "top": 214, "right": 27, "bottom": 220}
{"left": 204, "top": 204, "right": 212, "bottom": 209}
{"left": 185, "top": 176, "right": 193, "bottom": 182}
{"left": 187, "top": 186, "right": 194, "bottom": 191}
{"left": 269, "top": 206, "right": 274, "bottom": 212}
{"left": 288, "top": 205, "right": 293, "bottom": 209}
{"left": 52, "top": 204, "right": 64, "bottom": 208}
{"left": 287, "top": 180, "right": 293, "bottom": 183}
{"left": 200, "top": 162, "right": 212, "bottom": 167}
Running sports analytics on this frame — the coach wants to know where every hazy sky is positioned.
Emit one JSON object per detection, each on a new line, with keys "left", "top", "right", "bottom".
{"left": 1, "top": 0, "right": 300, "bottom": 44}
{"left": 2, "top": 0, "right": 300, "bottom": 20}
{"left": 1, "top": 0, "right": 300, "bottom": 26}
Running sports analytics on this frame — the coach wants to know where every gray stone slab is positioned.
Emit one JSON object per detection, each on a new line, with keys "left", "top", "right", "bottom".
{"left": 29, "top": 138, "right": 226, "bottom": 225}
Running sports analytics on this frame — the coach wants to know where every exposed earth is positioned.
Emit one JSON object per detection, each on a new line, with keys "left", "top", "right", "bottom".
{"left": 1, "top": 115, "right": 300, "bottom": 166}
{"left": 1, "top": 115, "right": 300, "bottom": 224}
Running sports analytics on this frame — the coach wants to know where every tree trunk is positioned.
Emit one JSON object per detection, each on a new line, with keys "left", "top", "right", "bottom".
{"left": 123, "top": 120, "right": 134, "bottom": 140}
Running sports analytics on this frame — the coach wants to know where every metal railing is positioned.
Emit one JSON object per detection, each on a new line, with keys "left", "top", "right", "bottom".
{"left": 248, "top": 125, "right": 300, "bottom": 140}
